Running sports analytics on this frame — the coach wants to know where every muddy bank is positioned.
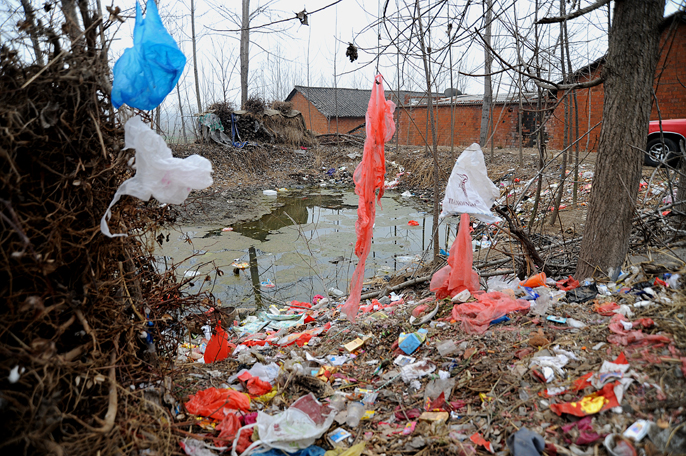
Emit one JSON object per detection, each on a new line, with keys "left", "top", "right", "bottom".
{"left": 171, "top": 141, "right": 583, "bottom": 227}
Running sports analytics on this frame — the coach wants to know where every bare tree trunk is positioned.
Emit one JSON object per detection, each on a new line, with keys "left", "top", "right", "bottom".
{"left": 240, "top": 0, "right": 250, "bottom": 108}
{"left": 155, "top": 107, "right": 161, "bottom": 134}
{"left": 416, "top": 0, "right": 440, "bottom": 263}
{"left": 176, "top": 83, "right": 188, "bottom": 144}
{"left": 528, "top": 0, "right": 544, "bottom": 234}
{"left": 19, "top": 0, "right": 45, "bottom": 65}
{"left": 190, "top": 0, "right": 202, "bottom": 115}
{"left": 550, "top": 0, "right": 569, "bottom": 225}
{"left": 479, "top": 0, "right": 493, "bottom": 150}
{"left": 60, "top": 0, "right": 82, "bottom": 44}
{"left": 576, "top": 0, "right": 665, "bottom": 280}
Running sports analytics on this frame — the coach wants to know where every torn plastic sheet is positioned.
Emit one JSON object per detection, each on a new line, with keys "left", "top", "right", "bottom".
{"left": 101, "top": 116, "right": 213, "bottom": 237}
{"left": 341, "top": 74, "right": 395, "bottom": 322}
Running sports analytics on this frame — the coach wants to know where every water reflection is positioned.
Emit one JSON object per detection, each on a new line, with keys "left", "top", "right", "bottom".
{"left": 159, "top": 189, "right": 468, "bottom": 307}
{"left": 232, "top": 192, "right": 356, "bottom": 241}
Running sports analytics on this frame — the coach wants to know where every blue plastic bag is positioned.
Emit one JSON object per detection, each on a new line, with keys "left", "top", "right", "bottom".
{"left": 111, "top": 0, "right": 186, "bottom": 110}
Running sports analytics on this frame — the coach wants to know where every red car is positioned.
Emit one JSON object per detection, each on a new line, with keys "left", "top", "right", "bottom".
{"left": 645, "top": 119, "right": 686, "bottom": 166}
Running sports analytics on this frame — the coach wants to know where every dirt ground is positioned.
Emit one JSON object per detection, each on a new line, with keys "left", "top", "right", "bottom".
{"left": 172, "top": 141, "right": 597, "bottom": 232}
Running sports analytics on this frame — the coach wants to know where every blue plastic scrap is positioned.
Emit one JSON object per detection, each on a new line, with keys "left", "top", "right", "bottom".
{"left": 111, "top": 0, "right": 186, "bottom": 111}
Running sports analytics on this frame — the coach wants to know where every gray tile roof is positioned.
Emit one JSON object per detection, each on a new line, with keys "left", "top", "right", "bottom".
{"left": 286, "top": 86, "right": 427, "bottom": 118}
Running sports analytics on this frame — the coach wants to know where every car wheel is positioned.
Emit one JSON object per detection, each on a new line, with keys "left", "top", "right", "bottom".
{"left": 644, "top": 137, "right": 679, "bottom": 167}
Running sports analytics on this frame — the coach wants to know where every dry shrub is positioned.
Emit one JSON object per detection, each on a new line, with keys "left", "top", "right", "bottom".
{"left": 0, "top": 17, "right": 216, "bottom": 456}
{"left": 208, "top": 100, "right": 236, "bottom": 130}
{"left": 271, "top": 100, "right": 293, "bottom": 115}
{"left": 244, "top": 95, "right": 266, "bottom": 115}
{"left": 262, "top": 113, "right": 318, "bottom": 147}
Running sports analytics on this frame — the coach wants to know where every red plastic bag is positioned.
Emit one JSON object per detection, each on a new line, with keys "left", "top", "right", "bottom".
{"left": 204, "top": 322, "right": 235, "bottom": 363}
{"left": 215, "top": 413, "right": 241, "bottom": 443}
{"left": 342, "top": 74, "right": 396, "bottom": 322}
{"left": 451, "top": 291, "right": 529, "bottom": 334}
{"left": 246, "top": 377, "right": 272, "bottom": 396}
{"left": 556, "top": 275, "right": 580, "bottom": 291}
{"left": 185, "top": 387, "right": 250, "bottom": 419}
{"left": 430, "top": 213, "right": 480, "bottom": 299}
{"left": 593, "top": 302, "right": 619, "bottom": 316}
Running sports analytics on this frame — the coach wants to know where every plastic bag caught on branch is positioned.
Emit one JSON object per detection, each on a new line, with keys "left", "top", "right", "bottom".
{"left": 100, "top": 116, "right": 213, "bottom": 237}
{"left": 440, "top": 143, "right": 501, "bottom": 223}
{"left": 111, "top": 0, "right": 186, "bottom": 111}
{"left": 341, "top": 75, "right": 396, "bottom": 322}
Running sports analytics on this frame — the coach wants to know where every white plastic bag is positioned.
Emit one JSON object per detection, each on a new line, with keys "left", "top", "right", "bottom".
{"left": 101, "top": 116, "right": 213, "bottom": 237}
{"left": 440, "top": 143, "right": 501, "bottom": 223}
{"left": 235, "top": 393, "right": 336, "bottom": 455}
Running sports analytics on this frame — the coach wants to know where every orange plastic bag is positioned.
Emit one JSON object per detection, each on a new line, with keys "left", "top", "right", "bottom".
{"left": 246, "top": 377, "right": 272, "bottom": 396}
{"left": 185, "top": 387, "right": 250, "bottom": 420}
{"left": 342, "top": 74, "right": 396, "bottom": 322}
{"left": 451, "top": 291, "right": 529, "bottom": 334}
{"left": 204, "top": 321, "right": 234, "bottom": 363}
{"left": 430, "top": 213, "right": 480, "bottom": 299}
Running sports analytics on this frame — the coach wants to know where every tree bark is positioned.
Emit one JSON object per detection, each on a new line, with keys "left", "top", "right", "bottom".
{"left": 240, "top": 0, "right": 250, "bottom": 108}
{"left": 479, "top": 0, "right": 492, "bottom": 149}
{"left": 415, "top": 0, "right": 440, "bottom": 263}
{"left": 191, "top": 0, "right": 202, "bottom": 115}
{"left": 576, "top": 0, "right": 665, "bottom": 280}
{"left": 19, "top": 0, "right": 45, "bottom": 65}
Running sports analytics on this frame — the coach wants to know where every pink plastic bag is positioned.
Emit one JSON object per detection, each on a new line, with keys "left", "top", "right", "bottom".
{"left": 451, "top": 291, "right": 530, "bottom": 334}
{"left": 342, "top": 75, "right": 396, "bottom": 322}
{"left": 430, "top": 213, "right": 480, "bottom": 299}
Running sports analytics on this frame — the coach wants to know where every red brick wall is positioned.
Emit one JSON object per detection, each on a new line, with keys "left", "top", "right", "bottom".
{"left": 546, "top": 70, "right": 606, "bottom": 152}
{"left": 548, "top": 19, "right": 686, "bottom": 151}
{"left": 289, "top": 91, "right": 365, "bottom": 135}
{"left": 653, "top": 21, "right": 686, "bottom": 120}
{"left": 396, "top": 102, "right": 540, "bottom": 148}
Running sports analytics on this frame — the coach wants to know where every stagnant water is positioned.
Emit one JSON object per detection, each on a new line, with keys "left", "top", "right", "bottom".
{"left": 157, "top": 189, "right": 464, "bottom": 308}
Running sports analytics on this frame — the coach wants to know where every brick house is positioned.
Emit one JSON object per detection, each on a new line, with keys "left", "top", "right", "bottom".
{"left": 546, "top": 11, "right": 686, "bottom": 151}
{"left": 395, "top": 92, "right": 547, "bottom": 148}
{"left": 285, "top": 85, "right": 427, "bottom": 137}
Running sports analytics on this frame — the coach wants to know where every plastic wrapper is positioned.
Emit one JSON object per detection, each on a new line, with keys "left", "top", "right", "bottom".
{"left": 440, "top": 143, "right": 501, "bottom": 223}
{"left": 101, "top": 116, "right": 213, "bottom": 237}
{"left": 111, "top": 0, "right": 186, "bottom": 110}
{"left": 185, "top": 388, "right": 250, "bottom": 420}
{"left": 430, "top": 213, "right": 480, "bottom": 299}
{"left": 549, "top": 382, "right": 620, "bottom": 417}
{"left": 342, "top": 75, "right": 395, "bottom": 322}
{"left": 451, "top": 291, "right": 530, "bottom": 334}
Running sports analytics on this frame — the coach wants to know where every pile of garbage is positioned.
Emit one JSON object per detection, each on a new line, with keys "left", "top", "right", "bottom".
{"left": 168, "top": 258, "right": 686, "bottom": 456}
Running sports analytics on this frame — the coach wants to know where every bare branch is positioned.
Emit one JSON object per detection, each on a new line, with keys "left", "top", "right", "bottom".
{"left": 537, "top": 0, "right": 611, "bottom": 24}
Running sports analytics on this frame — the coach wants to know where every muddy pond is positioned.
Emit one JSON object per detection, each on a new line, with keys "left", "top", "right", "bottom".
{"left": 158, "top": 189, "right": 470, "bottom": 309}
